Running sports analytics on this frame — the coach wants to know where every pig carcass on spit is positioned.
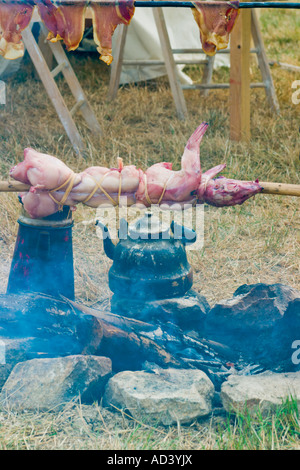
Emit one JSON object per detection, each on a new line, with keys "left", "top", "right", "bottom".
{"left": 135, "top": 122, "right": 207, "bottom": 207}
{"left": 10, "top": 122, "right": 262, "bottom": 219}
{"left": 10, "top": 123, "right": 208, "bottom": 218}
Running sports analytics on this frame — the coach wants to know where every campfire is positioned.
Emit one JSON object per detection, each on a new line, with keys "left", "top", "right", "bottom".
{"left": 0, "top": 121, "right": 298, "bottom": 420}
{"left": 0, "top": 196, "right": 299, "bottom": 408}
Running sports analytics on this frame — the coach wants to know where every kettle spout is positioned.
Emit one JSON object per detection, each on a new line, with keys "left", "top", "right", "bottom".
{"left": 170, "top": 221, "right": 197, "bottom": 245}
{"left": 96, "top": 220, "right": 115, "bottom": 260}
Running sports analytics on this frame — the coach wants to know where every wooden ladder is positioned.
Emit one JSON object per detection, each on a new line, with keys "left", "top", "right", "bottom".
{"left": 108, "top": 8, "right": 279, "bottom": 141}
{"left": 22, "top": 17, "right": 102, "bottom": 155}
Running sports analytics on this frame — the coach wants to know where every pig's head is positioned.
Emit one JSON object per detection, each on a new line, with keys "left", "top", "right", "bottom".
{"left": 200, "top": 176, "right": 263, "bottom": 206}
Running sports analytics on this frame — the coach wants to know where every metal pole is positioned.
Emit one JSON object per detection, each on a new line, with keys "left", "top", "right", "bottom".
{"left": 3, "top": 0, "right": 300, "bottom": 8}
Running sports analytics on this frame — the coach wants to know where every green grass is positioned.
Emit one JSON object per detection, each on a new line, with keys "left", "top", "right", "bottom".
{"left": 215, "top": 396, "right": 300, "bottom": 450}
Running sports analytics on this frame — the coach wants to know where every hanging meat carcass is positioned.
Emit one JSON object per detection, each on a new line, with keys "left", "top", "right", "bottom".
{"left": 36, "top": 0, "right": 135, "bottom": 63}
{"left": 0, "top": 2, "right": 34, "bottom": 59}
{"left": 90, "top": 0, "right": 135, "bottom": 64}
{"left": 0, "top": 0, "right": 240, "bottom": 62}
{"left": 192, "top": 0, "right": 240, "bottom": 55}
{"left": 35, "top": 0, "right": 87, "bottom": 51}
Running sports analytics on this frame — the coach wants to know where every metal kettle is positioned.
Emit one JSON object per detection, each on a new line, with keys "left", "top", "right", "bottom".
{"left": 96, "top": 211, "right": 196, "bottom": 301}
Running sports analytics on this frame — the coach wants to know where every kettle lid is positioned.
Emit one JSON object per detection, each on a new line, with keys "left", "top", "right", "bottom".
{"left": 128, "top": 211, "right": 170, "bottom": 239}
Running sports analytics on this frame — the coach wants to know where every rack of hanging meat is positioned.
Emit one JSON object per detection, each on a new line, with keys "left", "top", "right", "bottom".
{"left": 1, "top": 0, "right": 300, "bottom": 63}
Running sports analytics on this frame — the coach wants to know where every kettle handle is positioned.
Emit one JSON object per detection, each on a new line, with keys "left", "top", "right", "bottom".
{"left": 170, "top": 220, "right": 197, "bottom": 245}
{"left": 118, "top": 218, "right": 128, "bottom": 240}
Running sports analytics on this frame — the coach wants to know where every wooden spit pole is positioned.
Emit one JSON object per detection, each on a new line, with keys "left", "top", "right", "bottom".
{"left": 0, "top": 181, "right": 299, "bottom": 197}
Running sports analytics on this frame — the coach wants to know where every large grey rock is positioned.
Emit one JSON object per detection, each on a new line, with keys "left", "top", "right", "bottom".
{"left": 270, "top": 298, "right": 300, "bottom": 371}
{"left": 104, "top": 368, "right": 214, "bottom": 425}
{"left": 0, "top": 355, "right": 112, "bottom": 411}
{"left": 0, "top": 337, "right": 37, "bottom": 390}
{"left": 204, "top": 283, "right": 300, "bottom": 366}
{"left": 206, "top": 283, "right": 299, "bottom": 333}
{"left": 221, "top": 372, "right": 300, "bottom": 416}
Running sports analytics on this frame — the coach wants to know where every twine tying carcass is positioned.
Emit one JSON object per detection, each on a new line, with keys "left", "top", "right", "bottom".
{"left": 81, "top": 172, "right": 122, "bottom": 206}
{"left": 48, "top": 170, "right": 123, "bottom": 209}
{"left": 48, "top": 173, "right": 77, "bottom": 210}
{"left": 143, "top": 174, "right": 170, "bottom": 205}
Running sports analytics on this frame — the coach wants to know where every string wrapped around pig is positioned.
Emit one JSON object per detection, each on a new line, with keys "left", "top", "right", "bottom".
{"left": 9, "top": 122, "right": 262, "bottom": 219}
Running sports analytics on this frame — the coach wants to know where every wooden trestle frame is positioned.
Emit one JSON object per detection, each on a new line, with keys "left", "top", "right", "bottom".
{"left": 108, "top": 8, "right": 280, "bottom": 142}
{"left": 21, "top": 10, "right": 102, "bottom": 155}
{"left": 18, "top": 6, "right": 279, "bottom": 149}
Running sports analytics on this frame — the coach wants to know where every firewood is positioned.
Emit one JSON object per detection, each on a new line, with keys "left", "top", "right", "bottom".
{"left": 96, "top": 319, "right": 180, "bottom": 372}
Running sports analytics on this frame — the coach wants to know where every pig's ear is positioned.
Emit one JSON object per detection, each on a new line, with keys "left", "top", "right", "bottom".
{"left": 202, "top": 164, "right": 226, "bottom": 181}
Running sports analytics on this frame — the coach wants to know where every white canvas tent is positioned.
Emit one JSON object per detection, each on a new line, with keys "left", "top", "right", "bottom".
{"left": 111, "top": 7, "right": 230, "bottom": 85}
{"left": 0, "top": 56, "right": 22, "bottom": 79}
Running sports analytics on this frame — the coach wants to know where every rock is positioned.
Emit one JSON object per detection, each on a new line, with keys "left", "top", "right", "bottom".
{"left": 270, "top": 298, "right": 300, "bottom": 371}
{"left": 111, "top": 289, "right": 210, "bottom": 330}
{"left": 279, "top": 298, "right": 300, "bottom": 333}
{"left": 0, "top": 337, "right": 37, "bottom": 390}
{"left": 220, "top": 371, "right": 300, "bottom": 416}
{"left": 147, "top": 290, "right": 210, "bottom": 330}
{"left": 104, "top": 368, "right": 215, "bottom": 425}
{"left": 206, "top": 283, "right": 299, "bottom": 333}
{"left": 204, "top": 283, "right": 300, "bottom": 363}
{"left": 0, "top": 355, "right": 112, "bottom": 411}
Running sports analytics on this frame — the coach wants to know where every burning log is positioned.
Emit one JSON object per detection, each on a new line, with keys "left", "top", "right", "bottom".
{"left": 62, "top": 297, "right": 243, "bottom": 387}
{"left": 0, "top": 292, "right": 180, "bottom": 372}
{"left": 0, "top": 293, "right": 103, "bottom": 356}
{"left": 97, "top": 320, "right": 181, "bottom": 372}
{"left": 63, "top": 297, "right": 156, "bottom": 333}
{"left": 63, "top": 298, "right": 180, "bottom": 371}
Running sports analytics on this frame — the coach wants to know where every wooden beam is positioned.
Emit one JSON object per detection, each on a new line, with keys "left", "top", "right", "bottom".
{"left": 251, "top": 9, "right": 279, "bottom": 114}
{"left": 153, "top": 8, "right": 188, "bottom": 120}
{"left": 229, "top": 10, "right": 251, "bottom": 142}
{"left": 107, "top": 24, "right": 128, "bottom": 101}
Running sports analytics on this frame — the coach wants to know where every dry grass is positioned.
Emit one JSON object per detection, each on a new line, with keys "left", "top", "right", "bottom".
{"left": 0, "top": 6, "right": 299, "bottom": 449}
{"left": 0, "top": 398, "right": 299, "bottom": 450}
